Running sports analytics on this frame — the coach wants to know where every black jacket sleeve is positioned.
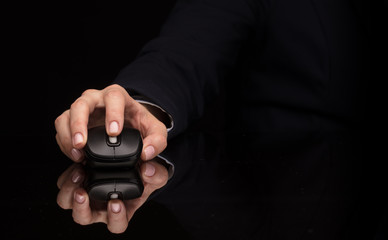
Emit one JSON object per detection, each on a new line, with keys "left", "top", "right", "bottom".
{"left": 114, "top": 0, "right": 268, "bottom": 138}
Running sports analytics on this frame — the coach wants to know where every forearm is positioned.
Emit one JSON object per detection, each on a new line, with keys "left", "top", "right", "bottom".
{"left": 114, "top": 0, "right": 260, "bottom": 137}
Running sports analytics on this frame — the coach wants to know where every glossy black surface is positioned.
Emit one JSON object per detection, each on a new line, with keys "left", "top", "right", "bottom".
{"left": 4, "top": 127, "right": 387, "bottom": 239}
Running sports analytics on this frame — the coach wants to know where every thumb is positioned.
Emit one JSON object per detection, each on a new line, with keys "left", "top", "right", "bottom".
{"left": 140, "top": 161, "right": 169, "bottom": 193}
{"left": 140, "top": 117, "right": 168, "bottom": 160}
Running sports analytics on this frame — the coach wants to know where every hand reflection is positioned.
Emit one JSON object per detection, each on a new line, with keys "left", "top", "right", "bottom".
{"left": 56, "top": 159, "right": 168, "bottom": 234}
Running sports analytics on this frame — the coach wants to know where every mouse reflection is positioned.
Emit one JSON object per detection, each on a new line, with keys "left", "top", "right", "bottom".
{"left": 56, "top": 157, "right": 169, "bottom": 233}
{"left": 56, "top": 130, "right": 362, "bottom": 239}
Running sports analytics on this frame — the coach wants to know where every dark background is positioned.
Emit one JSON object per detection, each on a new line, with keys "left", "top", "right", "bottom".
{"left": 1, "top": 0, "right": 387, "bottom": 239}
{"left": 0, "top": 0, "right": 384, "bottom": 155}
{"left": 4, "top": 1, "right": 181, "bottom": 239}
{"left": 47, "top": 0, "right": 178, "bottom": 139}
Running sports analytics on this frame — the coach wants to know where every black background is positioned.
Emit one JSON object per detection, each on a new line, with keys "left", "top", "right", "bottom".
{"left": 2, "top": 0, "right": 387, "bottom": 239}
{"left": 47, "top": 0, "right": 177, "bottom": 140}
{"left": 4, "top": 1, "right": 180, "bottom": 239}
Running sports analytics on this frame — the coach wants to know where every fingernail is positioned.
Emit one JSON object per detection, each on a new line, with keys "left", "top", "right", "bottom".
{"left": 71, "top": 170, "right": 82, "bottom": 184}
{"left": 109, "top": 121, "right": 119, "bottom": 134}
{"left": 111, "top": 202, "right": 121, "bottom": 213}
{"left": 74, "top": 192, "right": 85, "bottom": 204}
{"left": 73, "top": 132, "right": 84, "bottom": 146}
{"left": 71, "top": 148, "right": 82, "bottom": 161}
{"left": 144, "top": 146, "right": 155, "bottom": 160}
{"left": 144, "top": 162, "right": 156, "bottom": 177}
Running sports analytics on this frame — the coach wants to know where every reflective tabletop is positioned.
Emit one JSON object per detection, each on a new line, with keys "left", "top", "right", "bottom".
{"left": 4, "top": 127, "right": 387, "bottom": 239}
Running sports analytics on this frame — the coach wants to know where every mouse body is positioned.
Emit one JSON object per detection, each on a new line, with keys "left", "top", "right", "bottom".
{"left": 84, "top": 126, "right": 144, "bottom": 201}
{"left": 85, "top": 126, "right": 143, "bottom": 168}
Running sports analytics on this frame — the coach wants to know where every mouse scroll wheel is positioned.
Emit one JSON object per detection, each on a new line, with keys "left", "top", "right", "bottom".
{"left": 108, "top": 136, "right": 118, "bottom": 144}
{"left": 107, "top": 134, "right": 120, "bottom": 147}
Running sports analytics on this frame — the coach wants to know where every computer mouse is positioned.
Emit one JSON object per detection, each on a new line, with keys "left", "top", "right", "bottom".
{"left": 84, "top": 126, "right": 143, "bottom": 168}
{"left": 84, "top": 126, "right": 144, "bottom": 201}
{"left": 84, "top": 167, "right": 144, "bottom": 201}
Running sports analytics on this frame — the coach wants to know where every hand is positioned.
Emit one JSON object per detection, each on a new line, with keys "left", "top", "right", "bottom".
{"left": 54, "top": 84, "right": 168, "bottom": 162}
{"left": 56, "top": 160, "right": 169, "bottom": 233}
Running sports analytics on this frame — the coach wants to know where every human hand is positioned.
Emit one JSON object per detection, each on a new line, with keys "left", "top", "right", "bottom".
{"left": 56, "top": 160, "right": 168, "bottom": 233}
{"left": 54, "top": 84, "right": 168, "bottom": 162}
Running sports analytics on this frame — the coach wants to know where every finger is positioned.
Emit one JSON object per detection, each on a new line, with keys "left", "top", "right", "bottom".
{"left": 118, "top": 94, "right": 167, "bottom": 160}
{"left": 56, "top": 133, "right": 73, "bottom": 160}
{"left": 140, "top": 161, "right": 169, "bottom": 195}
{"left": 103, "top": 87, "right": 125, "bottom": 136}
{"left": 72, "top": 188, "right": 94, "bottom": 225}
{"left": 120, "top": 160, "right": 169, "bottom": 224}
{"left": 69, "top": 90, "right": 102, "bottom": 149}
{"left": 107, "top": 200, "right": 128, "bottom": 234}
{"left": 57, "top": 163, "right": 79, "bottom": 189}
{"left": 55, "top": 110, "right": 84, "bottom": 162}
{"left": 140, "top": 116, "right": 168, "bottom": 160}
{"left": 54, "top": 110, "right": 71, "bottom": 154}
{"left": 140, "top": 109, "right": 167, "bottom": 160}
{"left": 57, "top": 167, "right": 84, "bottom": 209}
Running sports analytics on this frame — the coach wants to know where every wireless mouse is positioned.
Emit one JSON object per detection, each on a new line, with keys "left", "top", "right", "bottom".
{"left": 84, "top": 126, "right": 143, "bottom": 168}
{"left": 84, "top": 126, "right": 144, "bottom": 201}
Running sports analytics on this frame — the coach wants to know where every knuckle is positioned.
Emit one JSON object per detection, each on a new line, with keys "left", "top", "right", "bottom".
{"left": 54, "top": 110, "right": 69, "bottom": 128}
{"left": 109, "top": 84, "right": 124, "bottom": 91}
{"left": 81, "top": 89, "right": 97, "bottom": 96}
{"left": 154, "top": 134, "right": 167, "bottom": 150}
{"left": 155, "top": 170, "right": 169, "bottom": 186}
{"left": 56, "top": 180, "right": 61, "bottom": 190}
{"left": 155, "top": 121, "right": 168, "bottom": 136}
{"left": 153, "top": 176, "right": 167, "bottom": 188}
{"left": 161, "top": 136, "right": 168, "bottom": 149}
{"left": 160, "top": 177, "right": 168, "bottom": 187}
{"left": 57, "top": 196, "right": 71, "bottom": 210}
{"left": 105, "top": 88, "right": 123, "bottom": 100}
{"left": 71, "top": 98, "right": 88, "bottom": 109}
{"left": 54, "top": 116, "right": 62, "bottom": 129}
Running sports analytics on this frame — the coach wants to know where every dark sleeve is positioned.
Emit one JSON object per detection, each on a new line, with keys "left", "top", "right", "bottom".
{"left": 114, "top": 0, "right": 265, "bottom": 138}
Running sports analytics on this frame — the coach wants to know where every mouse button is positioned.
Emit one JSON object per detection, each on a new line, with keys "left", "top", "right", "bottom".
{"left": 86, "top": 139, "right": 115, "bottom": 160}
{"left": 114, "top": 128, "right": 142, "bottom": 159}
{"left": 108, "top": 136, "right": 118, "bottom": 144}
{"left": 106, "top": 135, "right": 121, "bottom": 147}
{"left": 85, "top": 127, "right": 115, "bottom": 160}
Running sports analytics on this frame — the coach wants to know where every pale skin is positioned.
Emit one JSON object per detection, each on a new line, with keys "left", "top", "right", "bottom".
{"left": 54, "top": 84, "right": 169, "bottom": 233}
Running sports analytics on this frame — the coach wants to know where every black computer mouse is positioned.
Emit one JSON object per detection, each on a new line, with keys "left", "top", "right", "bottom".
{"left": 84, "top": 126, "right": 143, "bottom": 168}
{"left": 84, "top": 167, "right": 144, "bottom": 201}
{"left": 84, "top": 126, "right": 144, "bottom": 201}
